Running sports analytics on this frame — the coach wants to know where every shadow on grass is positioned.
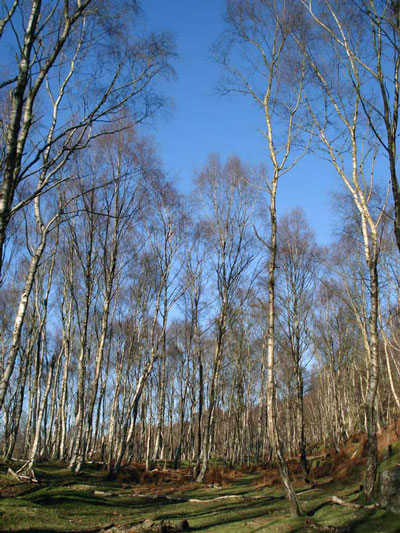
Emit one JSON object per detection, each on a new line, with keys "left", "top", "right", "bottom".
{"left": 305, "top": 500, "right": 331, "bottom": 516}
{"left": 1, "top": 461, "right": 111, "bottom": 491}
{"left": 231, "top": 475, "right": 258, "bottom": 486}
{"left": 24, "top": 489, "right": 183, "bottom": 512}
{"left": 250, "top": 520, "right": 308, "bottom": 533}
{"left": 0, "top": 527, "right": 101, "bottom": 533}
{"left": 153, "top": 497, "right": 292, "bottom": 531}
{"left": 334, "top": 508, "right": 400, "bottom": 533}
{"left": 192, "top": 506, "right": 296, "bottom": 532}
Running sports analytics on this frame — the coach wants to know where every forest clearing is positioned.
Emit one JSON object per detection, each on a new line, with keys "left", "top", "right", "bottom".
{"left": 2, "top": 1, "right": 400, "bottom": 531}
{"left": 1, "top": 426, "right": 400, "bottom": 532}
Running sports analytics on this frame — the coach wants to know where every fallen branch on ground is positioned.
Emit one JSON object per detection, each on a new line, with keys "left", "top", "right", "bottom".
{"left": 305, "top": 518, "right": 352, "bottom": 532}
{"left": 134, "top": 493, "right": 270, "bottom": 503}
{"left": 7, "top": 467, "right": 39, "bottom": 484}
{"left": 330, "top": 496, "right": 379, "bottom": 510}
{"left": 187, "top": 494, "right": 266, "bottom": 503}
{"left": 297, "top": 487, "right": 322, "bottom": 496}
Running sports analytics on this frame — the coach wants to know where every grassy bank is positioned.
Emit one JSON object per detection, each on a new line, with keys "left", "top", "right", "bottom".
{"left": 1, "top": 443, "right": 399, "bottom": 532}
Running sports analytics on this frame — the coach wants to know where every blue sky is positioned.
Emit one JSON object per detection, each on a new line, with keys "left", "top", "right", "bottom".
{"left": 142, "top": 0, "right": 340, "bottom": 244}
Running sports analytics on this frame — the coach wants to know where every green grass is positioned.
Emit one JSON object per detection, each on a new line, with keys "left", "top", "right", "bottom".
{"left": 0, "top": 457, "right": 400, "bottom": 532}
{"left": 378, "top": 440, "right": 400, "bottom": 473}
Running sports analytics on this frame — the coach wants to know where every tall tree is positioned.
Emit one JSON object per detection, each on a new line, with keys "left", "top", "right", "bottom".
{"left": 0, "top": 0, "right": 174, "bottom": 279}
{"left": 298, "top": 6, "right": 387, "bottom": 496}
{"left": 215, "top": 0, "right": 308, "bottom": 515}
{"left": 276, "top": 208, "right": 318, "bottom": 476}
{"left": 195, "top": 154, "right": 256, "bottom": 483}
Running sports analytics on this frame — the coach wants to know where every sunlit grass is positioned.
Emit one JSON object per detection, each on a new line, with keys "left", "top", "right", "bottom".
{"left": 0, "top": 452, "right": 399, "bottom": 532}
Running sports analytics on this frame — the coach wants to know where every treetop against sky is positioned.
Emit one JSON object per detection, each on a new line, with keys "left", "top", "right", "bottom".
{"left": 143, "top": 0, "right": 351, "bottom": 245}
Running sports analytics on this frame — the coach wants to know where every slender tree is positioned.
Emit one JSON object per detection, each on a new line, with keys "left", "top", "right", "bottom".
{"left": 215, "top": 0, "right": 309, "bottom": 515}
{"left": 276, "top": 208, "right": 318, "bottom": 476}
{"left": 195, "top": 155, "right": 256, "bottom": 483}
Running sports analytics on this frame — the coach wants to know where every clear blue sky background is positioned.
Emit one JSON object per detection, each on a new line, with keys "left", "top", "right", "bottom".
{"left": 143, "top": 0, "right": 340, "bottom": 244}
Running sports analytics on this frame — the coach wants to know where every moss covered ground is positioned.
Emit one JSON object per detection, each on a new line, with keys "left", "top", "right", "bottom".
{"left": 0, "top": 448, "right": 399, "bottom": 532}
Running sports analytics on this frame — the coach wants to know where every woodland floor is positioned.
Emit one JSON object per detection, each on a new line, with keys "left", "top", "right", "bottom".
{"left": 1, "top": 434, "right": 400, "bottom": 532}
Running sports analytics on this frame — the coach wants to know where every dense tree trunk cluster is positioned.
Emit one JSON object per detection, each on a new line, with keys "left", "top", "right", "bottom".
{"left": 1, "top": 0, "right": 400, "bottom": 516}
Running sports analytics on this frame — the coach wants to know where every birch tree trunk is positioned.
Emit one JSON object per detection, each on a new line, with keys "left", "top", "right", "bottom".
{"left": 0, "top": 212, "right": 58, "bottom": 410}
{"left": 298, "top": 5, "right": 384, "bottom": 496}
{"left": 265, "top": 175, "right": 302, "bottom": 516}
